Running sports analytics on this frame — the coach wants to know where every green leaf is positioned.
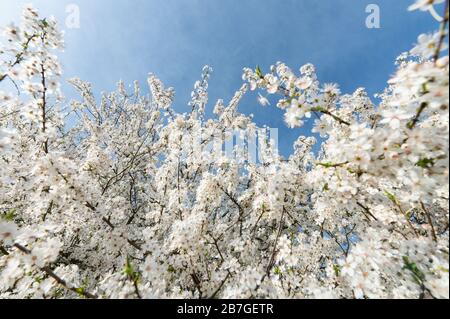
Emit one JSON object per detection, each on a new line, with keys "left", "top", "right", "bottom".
{"left": 311, "top": 106, "right": 326, "bottom": 113}
{"left": 34, "top": 276, "right": 43, "bottom": 283}
{"left": 421, "top": 83, "right": 429, "bottom": 94}
{"left": 255, "top": 65, "right": 263, "bottom": 78}
{"left": 405, "top": 210, "right": 413, "bottom": 219}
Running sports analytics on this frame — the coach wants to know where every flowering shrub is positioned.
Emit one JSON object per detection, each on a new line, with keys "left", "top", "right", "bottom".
{"left": 0, "top": 1, "right": 448, "bottom": 299}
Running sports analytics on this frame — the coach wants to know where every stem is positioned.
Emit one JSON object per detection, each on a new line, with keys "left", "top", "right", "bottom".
{"left": 420, "top": 202, "right": 438, "bottom": 242}
{"left": 85, "top": 201, "right": 142, "bottom": 250}
{"left": 407, "top": 102, "right": 428, "bottom": 130}
{"left": 433, "top": 0, "right": 449, "bottom": 63}
{"left": 191, "top": 272, "right": 203, "bottom": 299}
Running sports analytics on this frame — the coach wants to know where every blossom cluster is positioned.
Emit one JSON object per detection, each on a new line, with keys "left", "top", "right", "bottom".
{"left": 0, "top": 2, "right": 448, "bottom": 299}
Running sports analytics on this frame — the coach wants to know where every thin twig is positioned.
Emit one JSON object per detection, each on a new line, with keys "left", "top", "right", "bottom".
{"left": 420, "top": 201, "right": 437, "bottom": 242}
{"left": 433, "top": 0, "right": 449, "bottom": 62}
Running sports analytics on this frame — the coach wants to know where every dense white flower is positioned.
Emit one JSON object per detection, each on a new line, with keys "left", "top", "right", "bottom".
{"left": 0, "top": 3, "right": 448, "bottom": 300}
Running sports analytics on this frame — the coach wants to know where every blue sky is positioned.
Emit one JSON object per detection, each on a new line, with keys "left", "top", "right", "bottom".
{"left": 0, "top": 0, "right": 441, "bottom": 157}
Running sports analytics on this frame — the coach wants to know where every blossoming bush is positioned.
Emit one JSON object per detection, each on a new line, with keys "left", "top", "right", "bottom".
{"left": 0, "top": 1, "right": 448, "bottom": 299}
